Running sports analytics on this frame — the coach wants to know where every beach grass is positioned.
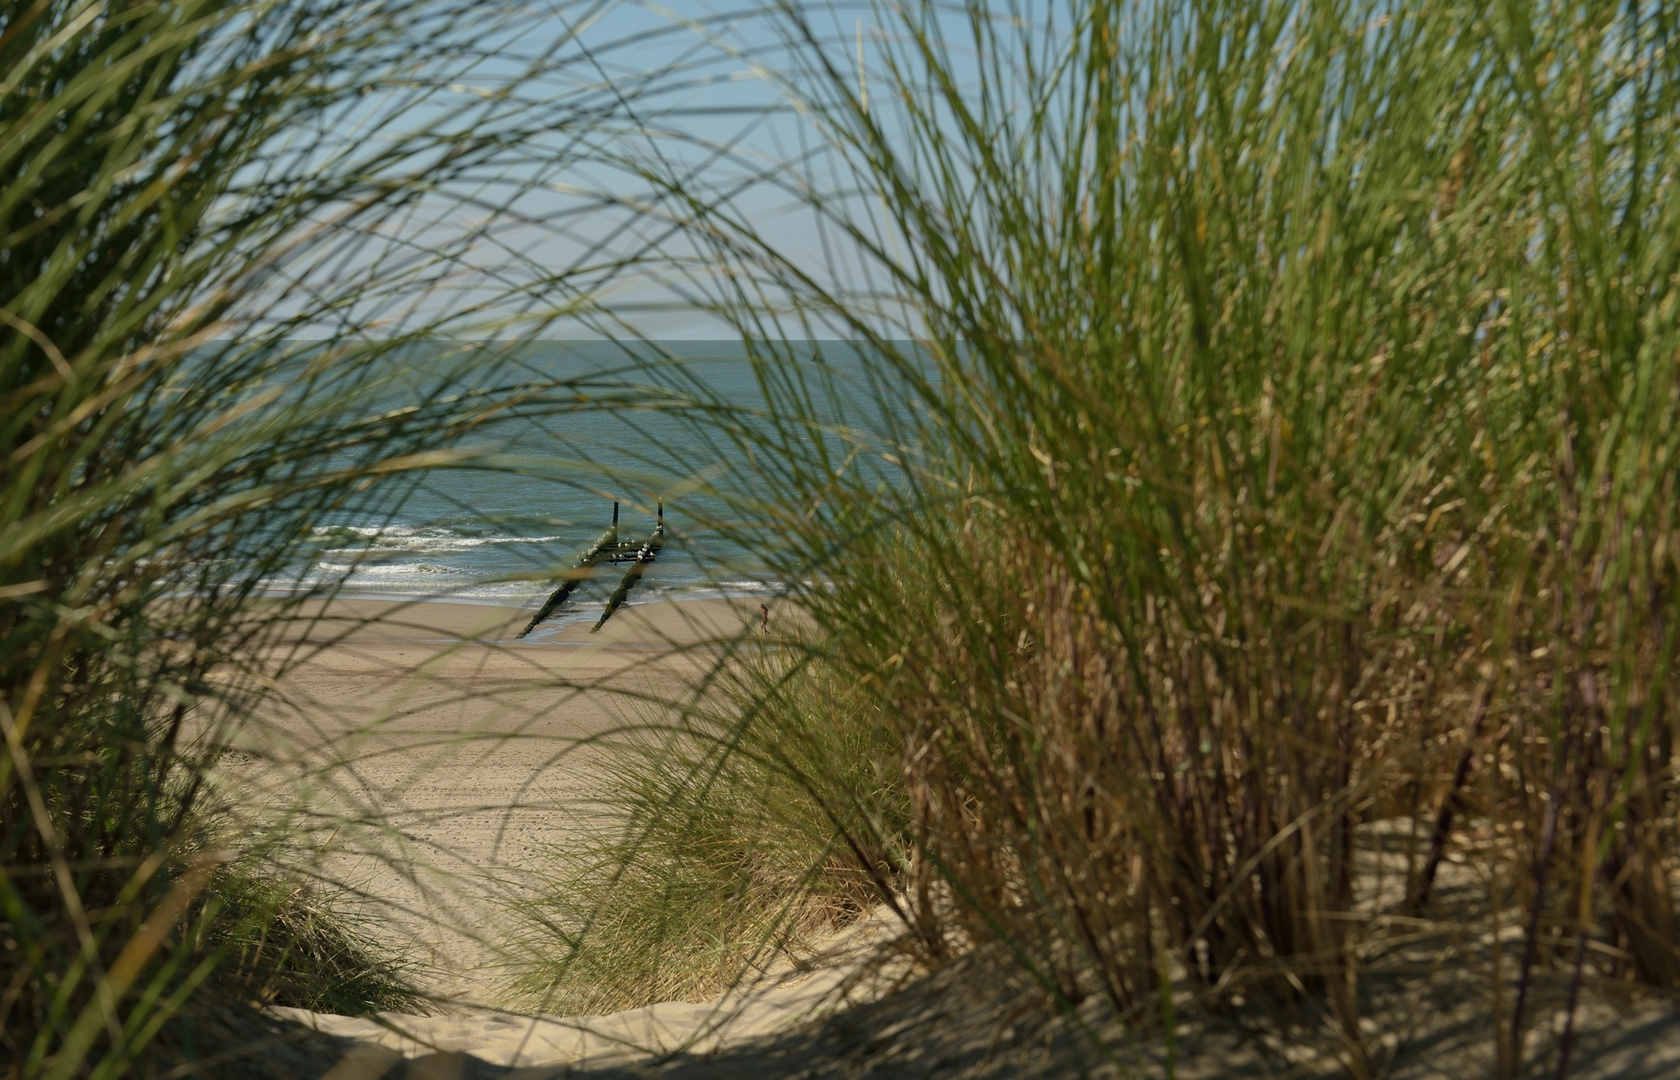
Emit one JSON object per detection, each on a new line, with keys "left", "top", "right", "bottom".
{"left": 189, "top": 859, "right": 427, "bottom": 1016}
{"left": 0, "top": 2, "right": 707, "bottom": 1074}
{"left": 12, "top": 0, "right": 1680, "bottom": 1073}
{"left": 507, "top": 0, "right": 1680, "bottom": 1073}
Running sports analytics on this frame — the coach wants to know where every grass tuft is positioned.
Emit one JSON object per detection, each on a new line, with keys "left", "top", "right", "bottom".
{"left": 193, "top": 861, "right": 426, "bottom": 1016}
{"left": 506, "top": 641, "right": 901, "bottom": 1014}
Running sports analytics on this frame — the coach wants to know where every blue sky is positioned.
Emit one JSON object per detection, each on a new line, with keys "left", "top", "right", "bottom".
{"left": 243, "top": 1, "right": 896, "bottom": 339}
{"left": 246, "top": 0, "right": 1020, "bottom": 340}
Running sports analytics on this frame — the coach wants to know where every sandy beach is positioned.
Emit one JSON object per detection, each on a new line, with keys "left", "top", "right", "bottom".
{"left": 235, "top": 594, "right": 767, "bottom": 1006}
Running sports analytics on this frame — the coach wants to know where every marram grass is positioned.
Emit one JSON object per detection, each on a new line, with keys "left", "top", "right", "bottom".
{"left": 515, "top": 0, "right": 1680, "bottom": 1075}
{"left": 0, "top": 1, "right": 708, "bottom": 1075}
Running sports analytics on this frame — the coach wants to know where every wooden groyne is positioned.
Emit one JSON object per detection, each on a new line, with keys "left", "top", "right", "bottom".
{"left": 592, "top": 504, "right": 664, "bottom": 633}
{"left": 518, "top": 502, "right": 665, "bottom": 636}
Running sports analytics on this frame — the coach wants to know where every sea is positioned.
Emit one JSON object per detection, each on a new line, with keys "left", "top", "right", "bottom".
{"left": 263, "top": 340, "right": 914, "bottom": 635}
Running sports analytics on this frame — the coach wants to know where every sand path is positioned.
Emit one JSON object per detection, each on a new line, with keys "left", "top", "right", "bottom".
{"left": 235, "top": 595, "right": 760, "bottom": 1006}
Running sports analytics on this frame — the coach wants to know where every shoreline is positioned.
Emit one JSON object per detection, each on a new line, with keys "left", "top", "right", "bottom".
{"left": 250, "top": 579, "right": 784, "bottom": 614}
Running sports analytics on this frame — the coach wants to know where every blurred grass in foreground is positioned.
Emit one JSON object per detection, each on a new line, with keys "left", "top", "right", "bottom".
{"left": 516, "top": 0, "right": 1680, "bottom": 1074}
{"left": 0, "top": 1, "right": 707, "bottom": 1074}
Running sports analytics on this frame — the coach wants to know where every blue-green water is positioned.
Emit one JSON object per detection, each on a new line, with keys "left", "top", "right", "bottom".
{"left": 268, "top": 340, "right": 909, "bottom": 633}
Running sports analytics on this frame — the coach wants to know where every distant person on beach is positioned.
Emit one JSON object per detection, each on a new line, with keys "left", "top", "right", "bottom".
{"left": 760, "top": 603, "right": 770, "bottom": 633}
